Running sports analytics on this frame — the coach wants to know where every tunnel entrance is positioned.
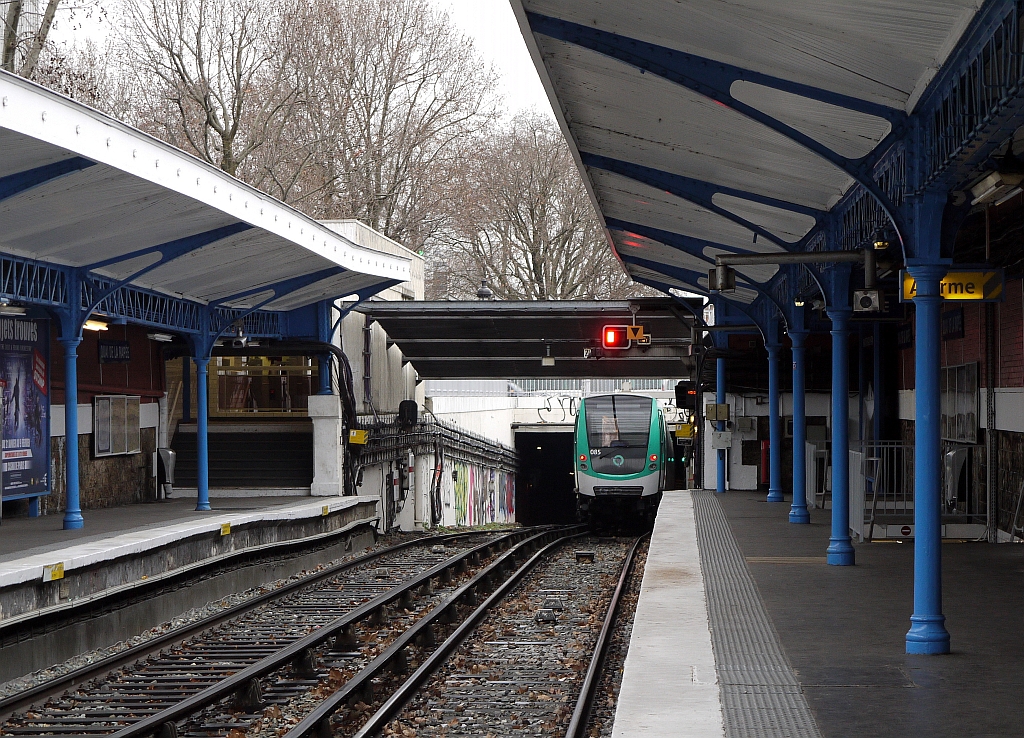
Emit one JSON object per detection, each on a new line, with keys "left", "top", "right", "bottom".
{"left": 514, "top": 429, "right": 577, "bottom": 525}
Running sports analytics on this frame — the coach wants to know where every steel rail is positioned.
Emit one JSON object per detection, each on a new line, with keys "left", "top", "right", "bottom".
{"left": 332, "top": 528, "right": 589, "bottom": 738}
{"left": 106, "top": 528, "right": 540, "bottom": 738}
{"left": 0, "top": 528, "right": 518, "bottom": 725}
{"left": 565, "top": 533, "right": 649, "bottom": 738}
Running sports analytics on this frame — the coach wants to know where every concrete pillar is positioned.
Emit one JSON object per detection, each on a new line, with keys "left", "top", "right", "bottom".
{"left": 826, "top": 308, "right": 855, "bottom": 565}
{"left": 194, "top": 357, "right": 211, "bottom": 512}
{"left": 60, "top": 337, "right": 83, "bottom": 530}
{"left": 766, "top": 343, "right": 784, "bottom": 502}
{"left": 906, "top": 263, "right": 951, "bottom": 654}
{"left": 309, "top": 393, "right": 344, "bottom": 496}
{"left": 789, "top": 331, "right": 810, "bottom": 523}
{"left": 716, "top": 356, "right": 726, "bottom": 494}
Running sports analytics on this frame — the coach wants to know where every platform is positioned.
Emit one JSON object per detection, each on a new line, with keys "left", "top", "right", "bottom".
{"left": 613, "top": 490, "right": 1024, "bottom": 738}
{"left": 0, "top": 495, "right": 379, "bottom": 682}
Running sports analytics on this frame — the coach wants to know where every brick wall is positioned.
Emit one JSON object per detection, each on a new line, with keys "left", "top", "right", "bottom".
{"left": 997, "top": 278, "right": 1023, "bottom": 388}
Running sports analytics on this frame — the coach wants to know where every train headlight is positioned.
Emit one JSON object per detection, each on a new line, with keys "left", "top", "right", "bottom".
{"left": 649, "top": 454, "right": 658, "bottom": 462}
{"left": 579, "top": 454, "right": 587, "bottom": 461}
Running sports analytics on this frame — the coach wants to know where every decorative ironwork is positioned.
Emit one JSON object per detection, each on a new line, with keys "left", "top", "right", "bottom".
{"left": 0, "top": 254, "right": 68, "bottom": 306}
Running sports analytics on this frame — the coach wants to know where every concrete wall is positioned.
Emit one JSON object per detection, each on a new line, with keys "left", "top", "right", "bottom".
{"left": 701, "top": 391, "right": 831, "bottom": 491}
{"left": 338, "top": 311, "right": 422, "bottom": 415}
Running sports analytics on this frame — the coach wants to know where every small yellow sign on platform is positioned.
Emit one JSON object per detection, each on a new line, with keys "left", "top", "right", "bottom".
{"left": 220, "top": 522, "right": 231, "bottom": 536}
{"left": 42, "top": 562, "right": 64, "bottom": 582}
{"left": 675, "top": 423, "right": 695, "bottom": 438}
{"left": 322, "top": 505, "right": 330, "bottom": 516}
{"left": 901, "top": 270, "right": 1004, "bottom": 302}
{"left": 349, "top": 429, "right": 369, "bottom": 445}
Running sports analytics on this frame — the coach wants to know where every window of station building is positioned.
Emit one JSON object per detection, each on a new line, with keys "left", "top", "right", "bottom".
{"left": 210, "top": 356, "right": 317, "bottom": 417}
{"left": 94, "top": 395, "right": 141, "bottom": 457}
{"left": 941, "top": 362, "right": 978, "bottom": 444}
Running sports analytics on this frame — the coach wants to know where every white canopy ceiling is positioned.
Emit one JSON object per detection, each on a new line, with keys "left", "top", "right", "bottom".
{"left": 512, "top": 0, "right": 983, "bottom": 297}
{"left": 0, "top": 72, "right": 411, "bottom": 314}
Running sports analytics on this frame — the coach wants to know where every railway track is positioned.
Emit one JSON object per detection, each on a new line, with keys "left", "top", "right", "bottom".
{"left": 1, "top": 527, "right": 645, "bottom": 738}
{"left": 0, "top": 527, "right": 561, "bottom": 738}
{"left": 286, "top": 533, "right": 647, "bottom": 738}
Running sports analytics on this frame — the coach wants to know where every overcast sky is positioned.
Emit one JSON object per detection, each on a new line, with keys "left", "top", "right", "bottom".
{"left": 430, "top": 0, "right": 552, "bottom": 117}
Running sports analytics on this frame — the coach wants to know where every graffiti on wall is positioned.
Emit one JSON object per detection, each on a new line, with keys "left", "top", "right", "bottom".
{"left": 448, "top": 459, "right": 515, "bottom": 526}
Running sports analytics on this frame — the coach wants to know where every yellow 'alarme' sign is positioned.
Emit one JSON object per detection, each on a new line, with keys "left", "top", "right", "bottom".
{"left": 901, "top": 270, "right": 1004, "bottom": 302}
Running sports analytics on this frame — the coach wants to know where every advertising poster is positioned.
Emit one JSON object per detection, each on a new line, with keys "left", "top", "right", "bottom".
{"left": 0, "top": 318, "right": 50, "bottom": 499}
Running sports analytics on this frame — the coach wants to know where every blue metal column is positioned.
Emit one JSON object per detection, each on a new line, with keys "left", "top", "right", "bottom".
{"left": 182, "top": 355, "right": 192, "bottom": 421}
{"left": 906, "top": 264, "right": 951, "bottom": 654}
{"left": 60, "top": 338, "right": 84, "bottom": 530}
{"left": 317, "top": 299, "right": 333, "bottom": 395}
{"left": 873, "top": 322, "right": 882, "bottom": 445}
{"left": 789, "top": 330, "right": 810, "bottom": 523}
{"left": 766, "top": 342, "right": 784, "bottom": 502}
{"left": 194, "top": 357, "right": 212, "bottom": 511}
{"left": 826, "top": 308, "right": 855, "bottom": 565}
{"left": 716, "top": 356, "right": 726, "bottom": 493}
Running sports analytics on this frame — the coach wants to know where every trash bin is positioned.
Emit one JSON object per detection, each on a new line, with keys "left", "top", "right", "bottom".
{"left": 157, "top": 448, "right": 176, "bottom": 500}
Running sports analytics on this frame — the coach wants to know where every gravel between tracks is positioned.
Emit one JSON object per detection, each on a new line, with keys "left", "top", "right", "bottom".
{"left": 584, "top": 541, "right": 647, "bottom": 738}
{"left": 0, "top": 532, "right": 424, "bottom": 701}
{"left": 383, "top": 536, "right": 636, "bottom": 738}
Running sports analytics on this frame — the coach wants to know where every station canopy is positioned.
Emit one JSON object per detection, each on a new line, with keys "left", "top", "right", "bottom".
{"left": 358, "top": 298, "right": 699, "bottom": 379}
{"left": 0, "top": 71, "right": 410, "bottom": 315}
{"left": 509, "top": 1, "right": 984, "bottom": 300}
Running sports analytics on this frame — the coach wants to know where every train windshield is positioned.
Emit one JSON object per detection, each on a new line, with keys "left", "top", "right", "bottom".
{"left": 584, "top": 395, "right": 652, "bottom": 475}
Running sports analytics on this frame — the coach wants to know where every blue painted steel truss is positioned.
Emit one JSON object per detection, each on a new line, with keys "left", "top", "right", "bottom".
{"left": 529, "top": 1, "right": 1024, "bottom": 321}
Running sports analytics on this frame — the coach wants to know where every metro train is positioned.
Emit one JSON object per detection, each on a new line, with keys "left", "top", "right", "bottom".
{"left": 573, "top": 393, "right": 670, "bottom": 528}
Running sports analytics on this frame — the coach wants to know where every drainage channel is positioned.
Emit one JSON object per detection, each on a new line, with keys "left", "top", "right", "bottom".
{"left": 0, "top": 528, "right": 551, "bottom": 737}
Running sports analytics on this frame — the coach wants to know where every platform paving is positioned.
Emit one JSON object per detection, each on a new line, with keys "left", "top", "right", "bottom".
{"left": 717, "top": 490, "right": 1024, "bottom": 738}
{"left": 0, "top": 496, "right": 324, "bottom": 564}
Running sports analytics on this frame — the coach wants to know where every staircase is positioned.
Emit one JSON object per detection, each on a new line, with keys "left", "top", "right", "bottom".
{"left": 172, "top": 423, "right": 314, "bottom": 489}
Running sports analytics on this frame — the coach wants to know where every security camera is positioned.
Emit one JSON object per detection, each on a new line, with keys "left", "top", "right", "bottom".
{"left": 853, "top": 289, "right": 882, "bottom": 312}
{"left": 230, "top": 322, "right": 247, "bottom": 348}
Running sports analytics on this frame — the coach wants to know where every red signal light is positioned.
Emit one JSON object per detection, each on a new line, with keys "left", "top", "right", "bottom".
{"left": 579, "top": 454, "right": 587, "bottom": 461}
{"left": 602, "top": 325, "right": 630, "bottom": 349}
{"left": 650, "top": 454, "right": 658, "bottom": 462}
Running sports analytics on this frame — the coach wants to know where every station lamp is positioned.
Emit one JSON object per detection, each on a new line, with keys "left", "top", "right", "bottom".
{"left": 602, "top": 325, "right": 631, "bottom": 349}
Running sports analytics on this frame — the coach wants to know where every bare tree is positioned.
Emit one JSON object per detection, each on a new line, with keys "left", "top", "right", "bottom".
{"left": 3, "top": 0, "right": 103, "bottom": 79}
{"left": 429, "top": 112, "right": 644, "bottom": 300}
{"left": 116, "top": 0, "right": 298, "bottom": 177}
{"left": 282, "top": 0, "right": 499, "bottom": 250}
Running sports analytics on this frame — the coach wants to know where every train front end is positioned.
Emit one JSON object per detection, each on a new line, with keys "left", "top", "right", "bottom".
{"left": 575, "top": 394, "right": 665, "bottom": 527}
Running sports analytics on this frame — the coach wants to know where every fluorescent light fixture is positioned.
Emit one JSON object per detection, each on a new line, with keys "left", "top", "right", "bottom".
{"left": 0, "top": 299, "right": 27, "bottom": 315}
{"left": 147, "top": 332, "right": 175, "bottom": 342}
{"left": 83, "top": 320, "right": 109, "bottom": 332}
{"left": 794, "top": 298, "right": 805, "bottom": 307}
{"left": 970, "top": 171, "right": 1024, "bottom": 205}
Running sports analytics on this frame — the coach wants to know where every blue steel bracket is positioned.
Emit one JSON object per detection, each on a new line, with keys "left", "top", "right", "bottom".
{"left": 527, "top": 13, "right": 906, "bottom": 125}
{"left": 586, "top": 154, "right": 814, "bottom": 251}
{"left": 79, "top": 224, "right": 254, "bottom": 329}
{"left": 528, "top": 11, "right": 908, "bottom": 235}
{"left": 0, "top": 157, "right": 96, "bottom": 203}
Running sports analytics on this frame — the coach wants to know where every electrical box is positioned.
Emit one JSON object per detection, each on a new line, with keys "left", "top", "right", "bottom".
{"left": 711, "top": 431, "right": 733, "bottom": 450}
{"left": 736, "top": 417, "right": 757, "bottom": 433}
{"left": 349, "top": 429, "right": 369, "bottom": 445}
{"left": 705, "top": 403, "right": 730, "bottom": 422}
